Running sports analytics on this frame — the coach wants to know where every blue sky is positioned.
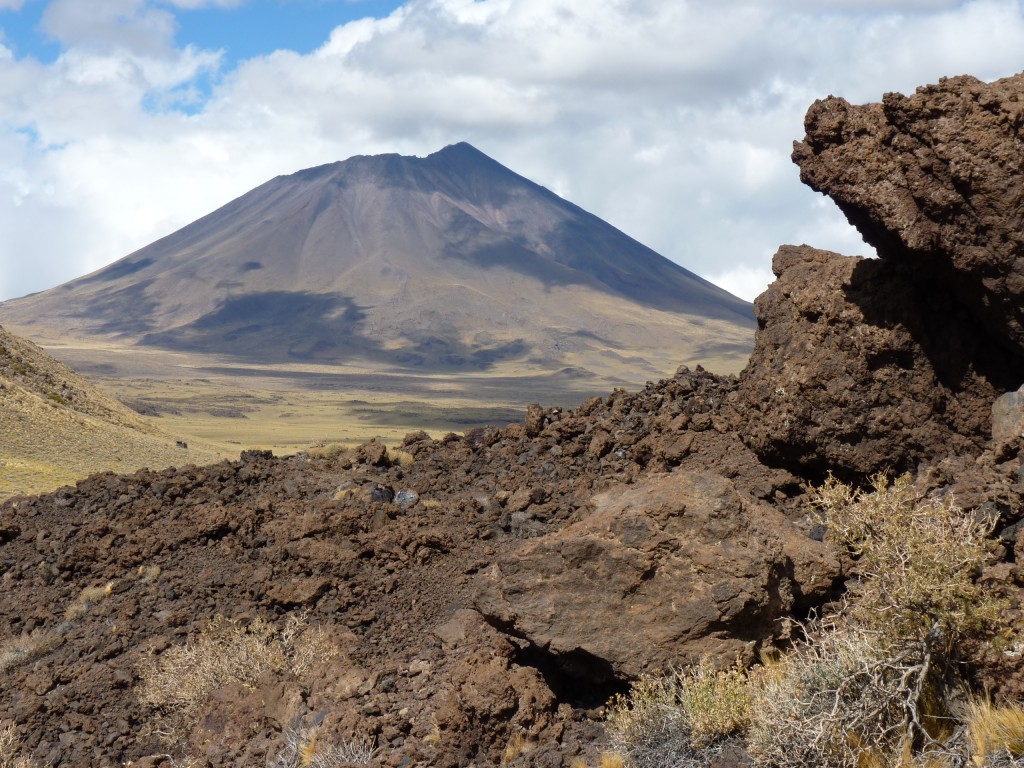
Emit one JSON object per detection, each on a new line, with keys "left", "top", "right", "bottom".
{"left": 1, "top": 1, "right": 406, "bottom": 65}
{"left": 0, "top": 0, "right": 1023, "bottom": 303}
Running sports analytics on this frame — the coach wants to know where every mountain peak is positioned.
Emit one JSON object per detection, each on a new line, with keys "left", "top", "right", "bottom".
{"left": 0, "top": 144, "right": 753, "bottom": 375}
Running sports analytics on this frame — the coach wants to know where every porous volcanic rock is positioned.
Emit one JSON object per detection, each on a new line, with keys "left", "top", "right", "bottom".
{"left": 475, "top": 470, "right": 839, "bottom": 679}
{"left": 0, "top": 367, "right": 802, "bottom": 768}
{"left": 735, "top": 244, "right": 1020, "bottom": 478}
{"left": 793, "top": 72, "right": 1024, "bottom": 354}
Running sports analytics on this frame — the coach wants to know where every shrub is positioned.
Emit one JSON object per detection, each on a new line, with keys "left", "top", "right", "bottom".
{"left": 746, "top": 623, "right": 949, "bottom": 768}
{"left": 274, "top": 724, "right": 376, "bottom": 767}
{"left": 0, "top": 723, "right": 39, "bottom": 768}
{"left": 813, "top": 473, "right": 1001, "bottom": 642}
{"left": 137, "top": 613, "right": 341, "bottom": 741}
{"left": 606, "top": 659, "right": 750, "bottom": 768}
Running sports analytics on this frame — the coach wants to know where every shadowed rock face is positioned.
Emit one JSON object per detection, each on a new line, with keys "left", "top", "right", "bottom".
{"left": 734, "top": 72, "right": 1024, "bottom": 478}
{"left": 734, "top": 245, "right": 1023, "bottom": 478}
{"left": 793, "top": 73, "right": 1024, "bottom": 353}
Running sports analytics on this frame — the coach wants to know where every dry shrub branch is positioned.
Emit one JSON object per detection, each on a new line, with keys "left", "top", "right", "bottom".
{"left": 610, "top": 474, "right": 1017, "bottom": 768}
{"left": 606, "top": 659, "right": 750, "bottom": 768}
{"left": 814, "top": 473, "right": 1001, "bottom": 641}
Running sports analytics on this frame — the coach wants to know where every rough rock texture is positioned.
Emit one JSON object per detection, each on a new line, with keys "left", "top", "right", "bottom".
{"left": 734, "top": 245, "right": 1022, "bottom": 478}
{"left": 992, "top": 386, "right": 1024, "bottom": 452}
{"left": 0, "top": 367, "right": 811, "bottom": 768}
{"left": 793, "top": 72, "right": 1024, "bottom": 355}
{"left": 476, "top": 471, "right": 838, "bottom": 679}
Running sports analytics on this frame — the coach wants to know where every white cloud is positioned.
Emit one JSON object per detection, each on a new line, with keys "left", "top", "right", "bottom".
{"left": 707, "top": 264, "right": 779, "bottom": 304}
{"left": 0, "top": 0, "right": 1023, "bottom": 305}
{"left": 41, "top": 0, "right": 178, "bottom": 53}
{"left": 0, "top": 0, "right": 25, "bottom": 10}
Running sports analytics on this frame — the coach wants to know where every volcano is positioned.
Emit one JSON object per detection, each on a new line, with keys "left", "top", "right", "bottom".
{"left": 0, "top": 143, "right": 753, "bottom": 375}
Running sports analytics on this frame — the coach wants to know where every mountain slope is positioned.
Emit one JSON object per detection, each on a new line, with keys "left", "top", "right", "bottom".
{"left": 0, "top": 325, "right": 222, "bottom": 499}
{"left": 0, "top": 143, "right": 753, "bottom": 375}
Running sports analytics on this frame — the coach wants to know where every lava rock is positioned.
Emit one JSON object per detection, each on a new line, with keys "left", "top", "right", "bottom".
{"left": 475, "top": 470, "right": 839, "bottom": 679}
{"left": 734, "top": 245, "right": 1019, "bottom": 477}
{"left": 793, "top": 72, "right": 1024, "bottom": 355}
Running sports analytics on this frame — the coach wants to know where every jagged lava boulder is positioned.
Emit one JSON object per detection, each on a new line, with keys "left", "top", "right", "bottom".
{"left": 734, "top": 245, "right": 1022, "bottom": 478}
{"left": 476, "top": 470, "right": 839, "bottom": 679}
{"left": 793, "top": 72, "right": 1024, "bottom": 355}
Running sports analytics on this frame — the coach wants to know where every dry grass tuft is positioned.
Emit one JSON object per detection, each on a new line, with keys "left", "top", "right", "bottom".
{"left": 307, "top": 443, "right": 348, "bottom": 459}
{"left": 965, "top": 697, "right": 1024, "bottom": 766}
{"left": 137, "top": 613, "right": 342, "bottom": 742}
{"left": 136, "top": 565, "right": 162, "bottom": 583}
{"left": 502, "top": 731, "right": 536, "bottom": 764}
{"left": 600, "top": 754, "right": 626, "bottom": 768}
{"left": 607, "top": 658, "right": 750, "bottom": 768}
{"left": 333, "top": 487, "right": 358, "bottom": 502}
{"left": 63, "top": 582, "right": 113, "bottom": 621}
{"left": 386, "top": 448, "right": 415, "bottom": 468}
{"left": 0, "top": 630, "right": 61, "bottom": 675}
{"left": 0, "top": 722, "right": 41, "bottom": 768}
{"left": 274, "top": 725, "right": 376, "bottom": 767}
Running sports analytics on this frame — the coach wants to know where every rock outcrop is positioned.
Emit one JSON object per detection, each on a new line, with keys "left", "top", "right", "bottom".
{"left": 735, "top": 245, "right": 1020, "bottom": 477}
{"left": 736, "top": 72, "right": 1024, "bottom": 477}
{"left": 476, "top": 471, "right": 838, "bottom": 679}
{"left": 793, "top": 73, "right": 1024, "bottom": 355}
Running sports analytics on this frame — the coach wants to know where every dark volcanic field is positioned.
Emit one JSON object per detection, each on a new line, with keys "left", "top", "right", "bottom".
{"left": 0, "top": 368, "right": 802, "bottom": 767}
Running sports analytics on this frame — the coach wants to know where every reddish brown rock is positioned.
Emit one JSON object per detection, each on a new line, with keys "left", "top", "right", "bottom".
{"left": 793, "top": 72, "right": 1024, "bottom": 354}
{"left": 475, "top": 470, "right": 839, "bottom": 679}
{"left": 735, "top": 245, "right": 1019, "bottom": 478}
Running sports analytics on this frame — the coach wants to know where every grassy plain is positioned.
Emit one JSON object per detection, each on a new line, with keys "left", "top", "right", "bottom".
{"left": 0, "top": 380, "right": 223, "bottom": 500}
{"left": 1, "top": 324, "right": 749, "bottom": 501}
{"left": 37, "top": 340, "right": 619, "bottom": 457}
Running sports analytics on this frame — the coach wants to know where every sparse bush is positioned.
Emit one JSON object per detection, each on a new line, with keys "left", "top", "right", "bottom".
{"left": 813, "top": 473, "right": 1001, "bottom": 641}
{"left": 746, "top": 622, "right": 949, "bottom": 768}
{"left": 747, "top": 474, "right": 1009, "bottom": 768}
{"left": 0, "top": 630, "right": 61, "bottom": 675}
{"left": 137, "top": 613, "right": 341, "bottom": 741}
{"left": 0, "top": 723, "right": 40, "bottom": 768}
{"left": 607, "top": 659, "right": 750, "bottom": 768}
{"left": 63, "top": 581, "right": 113, "bottom": 621}
{"left": 274, "top": 724, "right": 375, "bottom": 767}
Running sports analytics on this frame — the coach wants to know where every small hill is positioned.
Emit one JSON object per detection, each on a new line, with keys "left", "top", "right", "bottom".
{"left": 0, "top": 143, "right": 753, "bottom": 378}
{"left": 0, "top": 325, "right": 222, "bottom": 499}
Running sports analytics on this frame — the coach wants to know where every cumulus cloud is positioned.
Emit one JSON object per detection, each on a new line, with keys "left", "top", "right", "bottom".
{"left": 0, "top": 0, "right": 1023, "bottom": 304}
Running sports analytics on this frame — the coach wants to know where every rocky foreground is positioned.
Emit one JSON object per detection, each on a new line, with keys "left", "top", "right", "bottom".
{"left": 5, "top": 72, "right": 1024, "bottom": 767}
